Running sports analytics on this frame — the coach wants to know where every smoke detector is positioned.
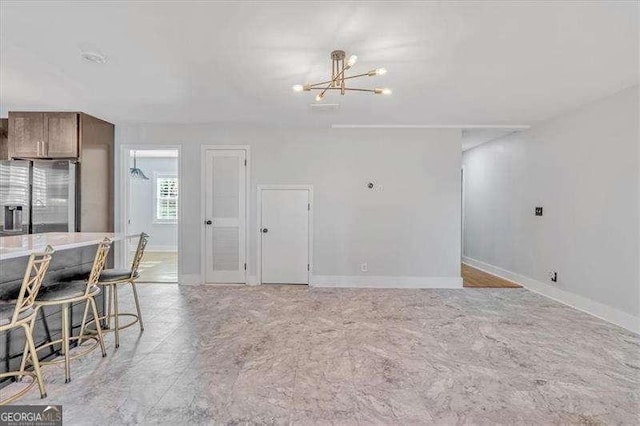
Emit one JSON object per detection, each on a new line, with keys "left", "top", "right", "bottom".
{"left": 81, "top": 51, "right": 107, "bottom": 64}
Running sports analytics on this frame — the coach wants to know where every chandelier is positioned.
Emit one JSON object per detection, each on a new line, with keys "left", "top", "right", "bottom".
{"left": 293, "top": 50, "right": 391, "bottom": 101}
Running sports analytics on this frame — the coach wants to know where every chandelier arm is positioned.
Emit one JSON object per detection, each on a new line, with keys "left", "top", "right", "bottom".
{"left": 307, "top": 87, "right": 377, "bottom": 93}
{"left": 317, "top": 82, "right": 333, "bottom": 99}
{"left": 318, "top": 62, "right": 351, "bottom": 99}
{"left": 307, "top": 73, "right": 374, "bottom": 88}
{"left": 343, "top": 88, "right": 377, "bottom": 93}
{"left": 307, "top": 80, "right": 336, "bottom": 88}
{"left": 308, "top": 87, "right": 346, "bottom": 91}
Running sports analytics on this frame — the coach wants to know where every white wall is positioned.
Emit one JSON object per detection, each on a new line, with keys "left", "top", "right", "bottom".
{"left": 115, "top": 127, "right": 462, "bottom": 287}
{"left": 128, "top": 155, "right": 178, "bottom": 251}
{"left": 463, "top": 86, "right": 639, "bottom": 331}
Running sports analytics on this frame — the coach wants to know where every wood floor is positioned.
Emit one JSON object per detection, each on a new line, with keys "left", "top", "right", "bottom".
{"left": 462, "top": 263, "right": 522, "bottom": 288}
{"left": 131, "top": 251, "right": 178, "bottom": 283}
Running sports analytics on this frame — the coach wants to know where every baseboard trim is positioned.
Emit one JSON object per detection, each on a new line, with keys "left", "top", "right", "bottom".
{"left": 311, "top": 275, "right": 463, "bottom": 289}
{"left": 181, "top": 274, "right": 255, "bottom": 286}
{"left": 462, "top": 256, "right": 639, "bottom": 334}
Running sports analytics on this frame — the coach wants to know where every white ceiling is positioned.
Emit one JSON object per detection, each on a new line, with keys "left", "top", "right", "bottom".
{"left": 0, "top": 1, "right": 637, "bottom": 128}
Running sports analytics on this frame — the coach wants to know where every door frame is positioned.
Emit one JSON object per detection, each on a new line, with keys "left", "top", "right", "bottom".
{"left": 256, "top": 184, "right": 314, "bottom": 285}
{"left": 461, "top": 165, "right": 465, "bottom": 262}
{"left": 118, "top": 144, "right": 182, "bottom": 283}
{"left": 200, "top": 145, "right": 251, "bottom": 284}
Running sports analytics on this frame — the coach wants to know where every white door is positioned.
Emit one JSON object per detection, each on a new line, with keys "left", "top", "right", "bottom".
{"left": 261, "top": 189, "right": 310, "bottom": 284}
{"left": 204, "top": 149, "right": 246, "bottom": 283}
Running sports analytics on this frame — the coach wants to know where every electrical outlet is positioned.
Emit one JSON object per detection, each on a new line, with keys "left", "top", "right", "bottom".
{"left": 360, "top": 263, "right": 368, "bottom": 272}
{"left": 535, "top": 207, "right": 543, "bottom": 216}
{"left": 549, "top": 271, "right": 558, "bottom": 282}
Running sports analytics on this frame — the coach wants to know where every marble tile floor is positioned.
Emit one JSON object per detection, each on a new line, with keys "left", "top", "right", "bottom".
{"left": 3, "top": 284, "right": 639, "bottom": 425}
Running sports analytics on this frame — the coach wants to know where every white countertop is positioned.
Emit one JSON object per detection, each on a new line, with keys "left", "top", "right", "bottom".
{"left": 0, "top": 232, "right": 136, "bottom": 261}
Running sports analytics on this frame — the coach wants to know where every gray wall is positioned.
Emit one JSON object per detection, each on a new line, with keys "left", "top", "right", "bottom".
{"left": 128, "top": 155, "right": 178, "bottom": 251}
{"left": 463, "top": 86, "right": 639, "bottom": 320}
{"left": 116, "top": 127, "right": 462, "bottom": 284}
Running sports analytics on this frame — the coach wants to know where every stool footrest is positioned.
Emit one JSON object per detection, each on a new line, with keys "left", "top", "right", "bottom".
{"left": 25, "top": 335, "right": 101, "bottom": 367}
{"left": 0, "top": 371, "right": 38, "bottom": 405}
{"left": 86, "top": 312, "right": 141, "bottom": 333}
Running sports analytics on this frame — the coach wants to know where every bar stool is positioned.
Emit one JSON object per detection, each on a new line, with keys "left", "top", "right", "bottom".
{"left": 0, "top": 246, "right": 54, "bottom": 405}
{"left": 86, "top": 233, "right": 149, "bottom": 348}
{"left": 22, "top": 238, "right": 111, "bottom": 383}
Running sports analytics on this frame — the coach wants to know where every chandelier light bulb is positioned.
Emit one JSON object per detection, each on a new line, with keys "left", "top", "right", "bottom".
{"left": 374, "top": 88, "right": 392, "bottom": 95}
{"left": 292, "top": 84, "right": 304, "bottom": 92}
{"left": 315, "top": 93, "right": 324, "bottom": 102}
{"left": 347, "top": 55, "right": 358, "bottom": 67}
{"left": 375, "top": 68, "right": 387, "bottom": 75}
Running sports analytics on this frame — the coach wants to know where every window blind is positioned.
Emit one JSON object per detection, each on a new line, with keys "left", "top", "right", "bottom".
{"left": 156, "top": 176, "right": 178, "bottom": 221}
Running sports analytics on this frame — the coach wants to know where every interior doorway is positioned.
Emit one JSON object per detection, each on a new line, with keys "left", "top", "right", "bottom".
{"left": 202, "top": 147, "right": 248, "bottom": 284}
{"left": 258, "top": 185, "right": 313, "bottom": 285}
{"left": 123, "top": 148, "right": 180, "bottom": 283}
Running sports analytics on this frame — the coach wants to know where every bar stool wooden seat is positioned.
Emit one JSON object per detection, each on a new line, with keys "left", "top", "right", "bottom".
{"left": 21, "top": 238, "right": 111, "bottom": 383}
{"left": 85, "top": 233, "right": 149, "bottom": 348}
{"left": 0, "top": 246, "right": 54, "bottom": 405}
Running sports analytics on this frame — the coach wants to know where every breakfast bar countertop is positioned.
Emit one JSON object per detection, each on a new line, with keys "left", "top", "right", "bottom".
{"left": 0, "top": 232, "right": 135, "bottom": 261}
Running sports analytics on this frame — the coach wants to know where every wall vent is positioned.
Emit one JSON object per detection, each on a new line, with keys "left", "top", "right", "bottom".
{"left": 309, "top": 103, "right": 340, "bottom": 112}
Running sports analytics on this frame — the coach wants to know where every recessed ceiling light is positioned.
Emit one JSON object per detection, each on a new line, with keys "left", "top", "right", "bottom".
{"left": 81, "top": 51, "right": 107, "bottom": 64}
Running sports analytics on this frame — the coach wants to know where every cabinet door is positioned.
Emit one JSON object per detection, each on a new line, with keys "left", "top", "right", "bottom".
{"left": 0, "top": 119, "right": 8, "bottom": 160}
{"left": 44, "top": 112, "right": 78, "bottom": 158}
{"left": 8, "top": 112, "right": 43, "bottom": 158}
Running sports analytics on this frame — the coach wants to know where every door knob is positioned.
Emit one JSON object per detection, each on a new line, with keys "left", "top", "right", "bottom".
{"left": 205, "top": 220, "right": 213, "bottom": 225}
{"left": 261, "top": 228, "right": 268, "bottom": 233}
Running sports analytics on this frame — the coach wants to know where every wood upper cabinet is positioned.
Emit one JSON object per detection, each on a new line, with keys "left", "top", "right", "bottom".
{"left": 44, "top": 112, "right": 78, "bottom": 158}
{"left": 8, "top": 112, "right": 79, "bottom": 159}
{"left": 0, "top": 118, "right": 8, "bottom": 160}
{"left": 8, "top": 112, "right": 43, "bottom": 158}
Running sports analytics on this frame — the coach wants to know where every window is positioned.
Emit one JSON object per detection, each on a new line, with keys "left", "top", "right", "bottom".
{"left": 154, "top": 174, "right": 178, "bottom": 223}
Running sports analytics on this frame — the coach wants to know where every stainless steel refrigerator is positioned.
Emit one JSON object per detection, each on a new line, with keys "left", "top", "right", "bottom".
{"left": 0, "top": 160, "right": 77, "bottom": 236}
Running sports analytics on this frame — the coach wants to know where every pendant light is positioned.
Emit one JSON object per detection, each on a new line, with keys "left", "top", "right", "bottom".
{"left": 130, "top": 151, "right": 149, "bottom": 180}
